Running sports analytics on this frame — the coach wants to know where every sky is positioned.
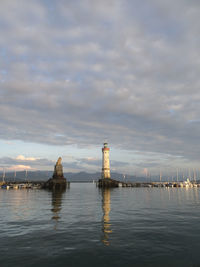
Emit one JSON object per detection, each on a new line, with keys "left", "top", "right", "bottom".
{"left": 0, "top": 0, "right": 200, "bottom": 177}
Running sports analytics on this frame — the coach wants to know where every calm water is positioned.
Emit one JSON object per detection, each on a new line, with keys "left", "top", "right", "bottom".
{"left": 1, "top": 184, "right": 200, "bottom": 267}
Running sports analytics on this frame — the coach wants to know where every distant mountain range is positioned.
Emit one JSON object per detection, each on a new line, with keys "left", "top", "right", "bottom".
{"left": 0, "top": 170, "right": 153, "bottom": 182}
{"left": 1, "top": 170, "right": 192, "bottom": 182}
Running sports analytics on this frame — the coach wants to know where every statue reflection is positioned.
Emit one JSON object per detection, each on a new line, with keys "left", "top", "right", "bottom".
{"left": 102, "top": 188, "right": 112, "bottom": 246}
{"left": 51, "top": 189, "right": 65, "bottom": 229}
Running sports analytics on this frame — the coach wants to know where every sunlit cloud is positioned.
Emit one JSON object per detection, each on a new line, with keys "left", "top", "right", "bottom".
{"left": 3, "top": 141, "right": 13, "bottom": 145}
{"left": 2, "top": 165, "right": 33, "bottom": 171}
{"left": 16, "top": 155, "right": 38, "bottom": 161}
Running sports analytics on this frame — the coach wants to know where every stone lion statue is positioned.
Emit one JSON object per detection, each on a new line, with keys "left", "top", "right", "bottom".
{"left": 56, "top": 157, "right": 62, "bottom": 165}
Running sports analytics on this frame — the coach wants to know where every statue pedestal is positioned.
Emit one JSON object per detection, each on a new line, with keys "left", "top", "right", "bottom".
{"left": 44, "top": 177, "right": 69, "bottom": 190}
{"left": 43, "top": 157, "right": 70, "bottom": 190}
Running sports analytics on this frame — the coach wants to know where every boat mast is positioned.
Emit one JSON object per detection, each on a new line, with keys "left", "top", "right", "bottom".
{"left": 189, "top": 168, "right": 191, "bottom": 181}
{"left": 2, "top": 168, "right": 5, "bottom": 183}
{"left": 193, "top": 168, "right": 196, "bottom": 183}
{"left": 182, "top": 171, "right": 184, "bottom": 181}
{"left": 159, "top": 169, "right": 162, "bottom": 183}
{"left": 25, "top": 169, "right": 28, "bottom": 182}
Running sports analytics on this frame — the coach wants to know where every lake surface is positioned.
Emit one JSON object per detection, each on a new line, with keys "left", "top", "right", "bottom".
{"left": 1, "top": 183, "right": 200, "bottom": 267}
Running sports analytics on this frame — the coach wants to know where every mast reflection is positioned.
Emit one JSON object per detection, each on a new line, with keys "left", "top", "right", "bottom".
{"left": 102, "top": 188, "right": 112, "bottom": 246}
{"left": 51, "top": 188, "right": 65, "bottom": 229}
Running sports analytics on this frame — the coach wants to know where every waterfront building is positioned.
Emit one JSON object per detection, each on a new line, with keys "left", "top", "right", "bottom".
{"left": 102, "top": 143, "right": 111, "bottom": 179}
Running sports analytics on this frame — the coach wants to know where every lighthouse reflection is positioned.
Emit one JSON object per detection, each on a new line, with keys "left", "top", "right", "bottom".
{"left": 51, "top": 189, "right": 65, "bottom": 229}
{"left": 101, "top": 188, "right": 112, "bottom": 246}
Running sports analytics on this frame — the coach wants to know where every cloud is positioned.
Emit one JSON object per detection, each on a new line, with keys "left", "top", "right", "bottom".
{"left": 0, "top": 155, "right": 54, "bottom": 168}
{"left": 0, "top": 154, "right": 131, "bottom": 173}
{"left": 5, "top": 165, "right": 33, "bottom": 171}
{"left": 16, "top": 155, "right": 37, "bottom": 161}
{"left": 0, "top": 0, "right": 200, "bottom": 173}
{"left": 3, "top": 141, "right": 13, "bottom": 145}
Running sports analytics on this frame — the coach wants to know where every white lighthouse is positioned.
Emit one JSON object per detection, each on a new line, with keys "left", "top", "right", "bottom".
{"left": 102, "top": 143, "right": 111, "bottom": 179}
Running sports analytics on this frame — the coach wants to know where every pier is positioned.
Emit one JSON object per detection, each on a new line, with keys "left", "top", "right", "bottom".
{"left": 98, "top": 179, "right": 200, "bottom": 188}
{"left": 0, "top": 181, "right": 44, "bottom": 190}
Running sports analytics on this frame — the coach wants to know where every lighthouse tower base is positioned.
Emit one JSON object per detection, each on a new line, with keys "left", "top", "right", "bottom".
{"left": 98, "top": 178, "right": 120, "bottom": 188}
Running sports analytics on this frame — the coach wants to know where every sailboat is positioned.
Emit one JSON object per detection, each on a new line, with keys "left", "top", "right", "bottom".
{"left": 13, "top": 171, "right": 18, "bottom": 189}
{"left": 193, "top": 169, "right": 197, "bottom": 187}
{"left": 25, "top": 169, "right": 30, "bottom": 188}
{"left": 159, "top": 170, "right": 164, "bottom": 187}
{"left": 176, "top": 168, "right": 179, "bottom": 182}
{"left": 1, "top": 169, "right": 7, "bottom": 189}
